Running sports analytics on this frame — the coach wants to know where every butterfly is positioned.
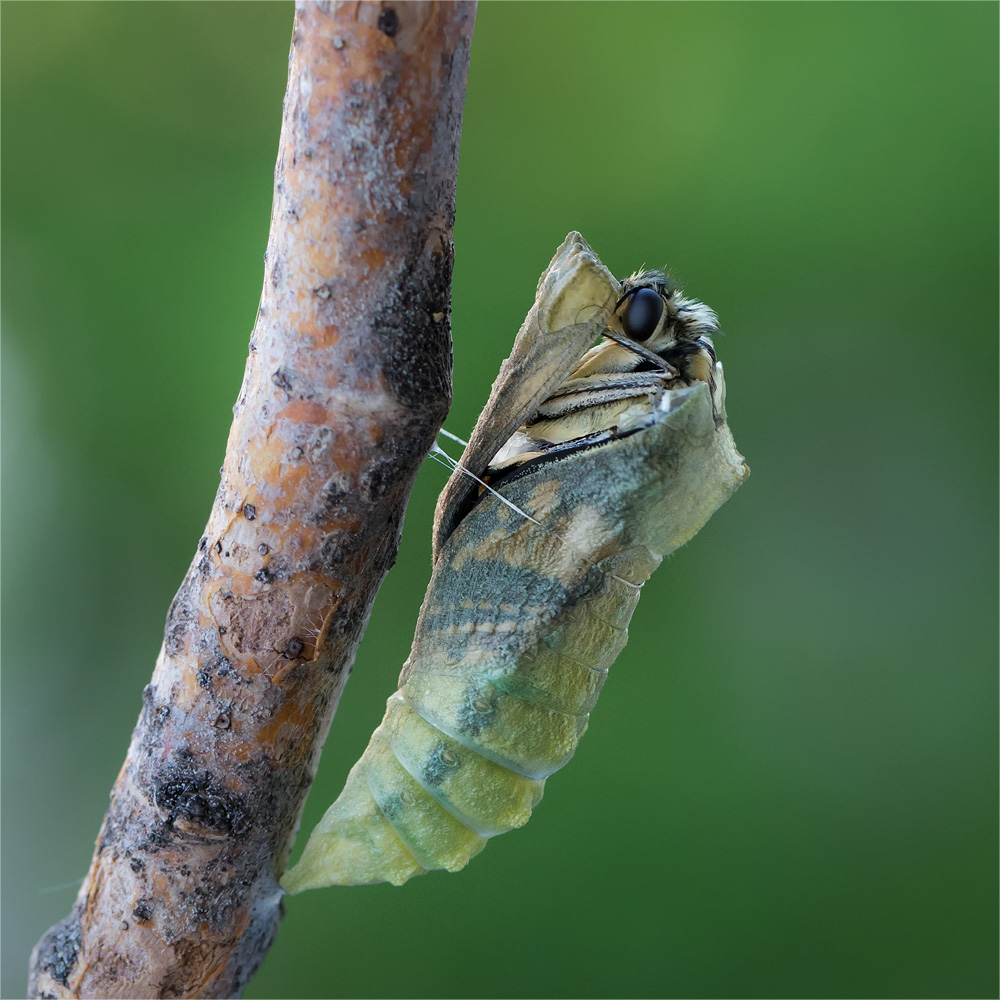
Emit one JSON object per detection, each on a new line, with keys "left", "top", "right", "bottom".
{"left": 281, "top": 233, "right": 747, "bottom": 891}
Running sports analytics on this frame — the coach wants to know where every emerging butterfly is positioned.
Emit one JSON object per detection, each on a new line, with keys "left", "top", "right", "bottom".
{"left": 281, "top": 233, "right": 748, "bottom": 891}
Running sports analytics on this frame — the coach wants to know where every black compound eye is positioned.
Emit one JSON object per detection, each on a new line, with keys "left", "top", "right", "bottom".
{"left": 623, "top": 287, "right": 664, "bottom": 342}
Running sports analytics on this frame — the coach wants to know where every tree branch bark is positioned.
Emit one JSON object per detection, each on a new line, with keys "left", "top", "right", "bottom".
{"left": 28, "top": 3, "right": 476, "bottom": 996}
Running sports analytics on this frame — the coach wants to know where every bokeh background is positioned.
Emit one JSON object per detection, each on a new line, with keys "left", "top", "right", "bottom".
{"left": 2, "top": 3, "right": 996, "bottom": 998}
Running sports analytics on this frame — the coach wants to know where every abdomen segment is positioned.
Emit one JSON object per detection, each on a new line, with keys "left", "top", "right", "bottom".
{"left": 280, "top": 547, "right": 655, "bottom": 891}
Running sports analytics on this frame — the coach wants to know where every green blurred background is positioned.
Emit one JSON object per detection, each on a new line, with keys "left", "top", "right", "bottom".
{"left": 2, "top": 3, "right": 996, "bottom": 998}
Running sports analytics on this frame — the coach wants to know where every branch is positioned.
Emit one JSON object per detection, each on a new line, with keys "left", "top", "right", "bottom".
{"left": 28, "top": 3, "right": 476, "bottom": 996}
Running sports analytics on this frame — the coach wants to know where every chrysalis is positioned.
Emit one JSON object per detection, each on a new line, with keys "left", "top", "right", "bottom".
{"left": 281, "top": 233, "right": 748, "bottom": 891}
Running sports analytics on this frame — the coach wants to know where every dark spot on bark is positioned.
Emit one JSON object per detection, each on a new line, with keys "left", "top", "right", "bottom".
{"left": 215, "top": 540, "right": 223, "bottom": 553}
{"left": 258, "top": 543, "right": 269, "bottom": 555}
{"left": 218, "top": 625, "right": 227, "bottom": 635}
{"left": 255, "top": 568, "right": 273, "bottom": 584}
{"left": 271, "top": 368, "right": 292, "bottom": 392}
{"left": 120, "top": 920, "right": 129, "bottom": 931}
{"left": 378, "top": 7, "right": 398, "bottom": 36}
{"left": 196, "top": 669, "right": 211, "bottom": 689}
{"left": 138, "top": 825, "right": 172, "bottom": 853}
{"left": 309, "top": 530, "right": 355, "bottom": 571}
{"left": 321, "top": 479, "right": 350, "bottom": 508}
{"left": 360, "top": 461, "right": 394, "bottom": 502}
{"left": 152, "top": 752, "right": 249, "bottom": 839}
{"left": 155, "top": 706, "right": 170, "bottom": 725}
{"left": 198, "top": 536, "right": 208, "bottom": 551}
{"left": 197, "top": 555, "right": 212, "bottom": 578}
{"left": 281, "top": 637, "right": 305, "bottom": 659}
{"left": 164, "top": 581, "right": 198, "bottom": 657}
{"left": 178, "top": 883, "right": 236, "bottom": 930}
{"left": 214, "top": 712, "right": 231, "bottom": 730}
{"left": 132, "top": 900, "right": 153, "bottom": 923}
{"left": 327, "top": 595, "right": 367, "bottom": 637}
{"left": 35, "top": 913, "right": 81, "bottom": 988}
{"left": 129, "top": 857, "right": 144, "bottom": 874}
{"left": 243, "top": 504, "right": 257, "bottom": 521}
{"left": 370, "top": 231, "right": 454, "bottom": 413}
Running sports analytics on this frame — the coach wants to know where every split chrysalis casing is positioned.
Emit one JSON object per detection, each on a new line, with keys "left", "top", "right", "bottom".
{"left": 281, "top": 233, "right": 747, "bottom": 892}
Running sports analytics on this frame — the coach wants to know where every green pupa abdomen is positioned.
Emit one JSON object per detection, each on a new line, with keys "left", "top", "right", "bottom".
{"left": 280, "top": 500, "right": 659, "bottom": 890}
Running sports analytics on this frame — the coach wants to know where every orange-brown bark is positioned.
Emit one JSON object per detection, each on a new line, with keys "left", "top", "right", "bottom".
{"left": 28, "top": 3, "right": 476, "bottom": 997}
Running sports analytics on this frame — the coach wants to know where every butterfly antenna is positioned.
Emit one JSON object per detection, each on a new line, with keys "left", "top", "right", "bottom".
{"left": 437, "top": 427, "right": 469, "bottom": 448}
{"left": 429, "top": 443, "right": 541, "bottom": 529}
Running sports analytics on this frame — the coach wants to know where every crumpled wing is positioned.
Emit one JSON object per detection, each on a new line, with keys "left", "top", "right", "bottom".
{"left": 432, "top": 232, "right": 619, "bottom": 561}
